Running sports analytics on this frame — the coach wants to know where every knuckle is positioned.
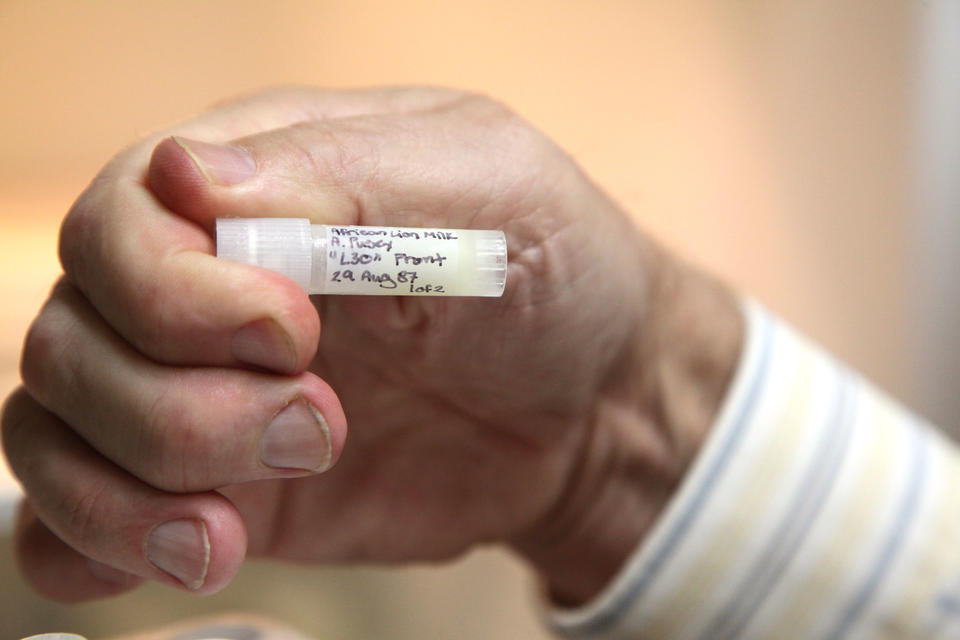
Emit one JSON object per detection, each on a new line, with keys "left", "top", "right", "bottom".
{"left": 126, "top": 286, "right": 169, "bottom": 360}
{"left": 458, "top": 92, "right": 521, "bottom": 126}
{"left": 59, "top": 175, "right": 139, "bottom": 298}
{"left": 63, "top": 480, "right": 111, "bottom": 550}
{"left": 296, "top": 120, "right": 380, "bottom": 188}
{"left": 454, "top": 94, "right": 552, "bottom": 160}
{"left": 138, "top": 385, "right": 215, "bottom": 492}
{"left": 20, "top": 317, "right": 55, "bottom": 400}
{"left": 122, "top": 253, "right": 233, "bottom": 364}
{"left": 1, "top": 387, "right": 35, "bottom": 460}
{"left": 20, "top": 295, "right": 80, "bottom": 405}
{"left": 58, "top": 186, "right": 103, "bottom": 285}
{"left": 104, "top": 247, "right": 174, "bottom": 362}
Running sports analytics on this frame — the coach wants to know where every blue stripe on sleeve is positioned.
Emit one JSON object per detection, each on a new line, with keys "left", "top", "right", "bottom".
{"left": 824, "top": 418, "right": 929, "bottom": 640}
{"left": 698, "top": 370, "right": 856, "bottom": 640}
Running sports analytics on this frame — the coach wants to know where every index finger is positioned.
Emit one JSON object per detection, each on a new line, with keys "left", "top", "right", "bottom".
{"left": 58, "top": 86, "right": 467, "bottom": 372}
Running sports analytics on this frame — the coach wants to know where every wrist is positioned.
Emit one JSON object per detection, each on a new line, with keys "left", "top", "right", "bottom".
{"left": 509, "top": 247, "right": 744, "bottom": 606}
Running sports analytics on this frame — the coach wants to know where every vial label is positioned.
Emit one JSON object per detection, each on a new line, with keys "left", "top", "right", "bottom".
{"left": 323, "top": 225, "right": 461, "bottom": 295}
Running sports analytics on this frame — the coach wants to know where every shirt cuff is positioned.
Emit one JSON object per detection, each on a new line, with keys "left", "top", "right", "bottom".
{"left": 544, "top": 299, "right": 960, "bottom": 639}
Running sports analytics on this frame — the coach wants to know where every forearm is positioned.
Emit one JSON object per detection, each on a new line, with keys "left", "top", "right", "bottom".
{"left": 510, "top": 247, "right": 744, "bottom": 605}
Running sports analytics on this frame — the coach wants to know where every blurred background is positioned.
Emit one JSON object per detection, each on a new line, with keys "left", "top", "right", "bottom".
{"left": 1, "top": 0, "right": 957, "bottom": 637}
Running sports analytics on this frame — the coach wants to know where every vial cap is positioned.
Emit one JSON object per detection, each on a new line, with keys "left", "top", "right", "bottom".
{"left": 466, "top": 230, "right": 507, "bottom": 297}
{"left": 216, "top": 218, "right": 312, "bottom": 292}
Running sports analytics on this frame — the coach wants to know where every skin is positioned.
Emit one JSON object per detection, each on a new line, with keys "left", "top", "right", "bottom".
{"left": 1, "top": 87, "right": 743, "bottom": 606}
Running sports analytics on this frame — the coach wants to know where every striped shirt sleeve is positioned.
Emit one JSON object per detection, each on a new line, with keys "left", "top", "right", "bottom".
{"left": 546, "top": 300, "right": 960, "bottom": 639}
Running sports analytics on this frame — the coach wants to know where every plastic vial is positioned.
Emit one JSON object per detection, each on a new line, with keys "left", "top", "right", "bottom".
{"left": 216, "top": 218, "right": 507, "bottom": 297}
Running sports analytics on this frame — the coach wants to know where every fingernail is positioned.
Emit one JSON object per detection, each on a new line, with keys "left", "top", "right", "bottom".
{"left": 173, "top": 135, "right": 256, "bottom": 186}
{"left": 145, "top": 519, "right": 210, "bottom": 590}
{"left": 260, "top": 398, "right": 332, "bottom": 472}
{"left": 232, "top": 318, "right": 297, "bottom": 372}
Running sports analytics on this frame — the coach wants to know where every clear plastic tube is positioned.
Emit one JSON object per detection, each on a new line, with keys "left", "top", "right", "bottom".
{"left": 216, "top": 218, "right": 507, "bottom": 297}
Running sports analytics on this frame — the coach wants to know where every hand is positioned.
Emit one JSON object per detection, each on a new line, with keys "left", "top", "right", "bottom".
{"left": 2, "top": 87, "right": 742, "bottom": 604}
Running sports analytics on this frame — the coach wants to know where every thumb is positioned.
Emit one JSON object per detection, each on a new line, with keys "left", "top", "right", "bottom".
{"left": 147, "top": 96, "right": 533, "bottom": 234}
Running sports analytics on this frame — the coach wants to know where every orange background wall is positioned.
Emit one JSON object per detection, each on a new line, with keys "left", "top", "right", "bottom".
{"left": 0, "top": 1, "right": 932, "bottom": 637}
